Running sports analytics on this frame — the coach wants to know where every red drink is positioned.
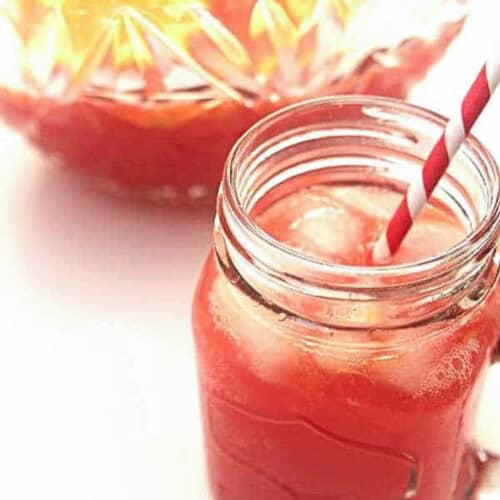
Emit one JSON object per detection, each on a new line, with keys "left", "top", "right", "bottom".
{"left": 194, "top": 185, "right": 497, "bottom": 499}
{"left": 192, "top": 98, "right": 500, "bottom": 499}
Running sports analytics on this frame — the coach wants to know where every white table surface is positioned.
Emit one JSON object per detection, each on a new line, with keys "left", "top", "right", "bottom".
{"left": 1, "top": 2, "right": 500, "bottom": 499}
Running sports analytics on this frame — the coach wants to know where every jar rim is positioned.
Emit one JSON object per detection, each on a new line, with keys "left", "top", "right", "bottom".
{"left": 221, "top": 95, "right": 500, "bottom": 287}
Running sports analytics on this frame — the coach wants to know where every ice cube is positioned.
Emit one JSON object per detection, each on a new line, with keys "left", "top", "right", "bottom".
{"left": 255, "top": 185, "right": 343, "bottom": 241}
{"left": 367, "top": 321, "right": 454, "bottom": 393}
{"left": 370, "top": 331, "right": 480, "bottom": 395}
{"left": 313, "top": 317, "right": 434, "bottom": 383}
{"left": 210, "top": 277, "right": 299, "bottom": 384}
{"left": 393, "top": 210, "right": 465, "bottom": 265}
{"left": 257, "top": 187, "right": 370, "bottom": 265}
{"left": 369, "top": 344, "right": 441, "bottom": 394}
{"left": 330, "top": 185, "right": 402, "bottom": 221}
{"left": 288, "top": 205, "right": 366, "bottom": 262}
{"left": 310, "top": 302, "right": 382, "bottom": 374}
{"left": 312, "top": 329, "right": 375, "bottom": 374}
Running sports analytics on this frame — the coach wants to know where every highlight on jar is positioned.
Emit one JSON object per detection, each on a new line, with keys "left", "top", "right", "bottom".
{"left": 192, "top": 96, "right": 500, "bottom": 499}
{"left": 0, "top": 0, "right": 468, "bottom": 203}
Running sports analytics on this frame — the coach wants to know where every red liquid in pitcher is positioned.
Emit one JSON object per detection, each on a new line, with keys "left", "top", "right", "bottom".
{"left": 193, "top": 184, "right": 499, "bottom": 499}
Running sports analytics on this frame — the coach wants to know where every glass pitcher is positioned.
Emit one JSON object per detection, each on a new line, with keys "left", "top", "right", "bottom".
{"left": 0, "top": 0, "right": 468, "bottom": 202}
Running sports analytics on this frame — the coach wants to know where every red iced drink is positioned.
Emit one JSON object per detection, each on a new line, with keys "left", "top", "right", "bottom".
{"left": 192, "top": 97, "right": 500, "bottom": 499}
{"left": 193, "top": 185, "right": 498, "bottom": 499}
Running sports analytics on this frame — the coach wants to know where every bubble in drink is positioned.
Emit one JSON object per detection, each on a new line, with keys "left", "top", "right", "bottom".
{"left": 421, "top": 337, "right": 481, "bottom": 395}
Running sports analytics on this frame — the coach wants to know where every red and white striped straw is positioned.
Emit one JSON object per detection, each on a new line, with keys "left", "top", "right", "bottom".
{"left": 373, "top": 56, "right": 500, "bottom": 263}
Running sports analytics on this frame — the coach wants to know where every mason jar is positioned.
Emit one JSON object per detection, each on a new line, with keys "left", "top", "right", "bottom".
{"left": 192, "top": 96, "right": 500, "bottom": 499}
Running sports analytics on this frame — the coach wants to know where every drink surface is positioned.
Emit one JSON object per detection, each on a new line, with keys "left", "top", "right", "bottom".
{"left": 193, "top": 183, "right": 499, "bottom": 499}
{"left": 255, "top": 184, "right": 465, "bottom": 266}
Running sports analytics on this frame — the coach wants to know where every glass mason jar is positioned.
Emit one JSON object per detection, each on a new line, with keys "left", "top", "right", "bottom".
{"left": 0, "top": 0, "right": 468, "bottom": 202}
{"left": 192, "top": 97, "right": 500, "bottom": 499}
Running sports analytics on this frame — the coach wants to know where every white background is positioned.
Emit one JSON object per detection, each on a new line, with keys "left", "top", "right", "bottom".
{"left": 1, "top": 1, "right": 500, "bottom": 498}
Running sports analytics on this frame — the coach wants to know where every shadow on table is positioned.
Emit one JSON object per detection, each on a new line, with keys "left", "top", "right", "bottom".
{"left": 11, "top": 163, "right": 214, "bottom": 331}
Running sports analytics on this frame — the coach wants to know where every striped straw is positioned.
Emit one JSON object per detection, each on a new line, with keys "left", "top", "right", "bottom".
{"left": 373, "top": 55, "right": 500, "bottom": 263}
